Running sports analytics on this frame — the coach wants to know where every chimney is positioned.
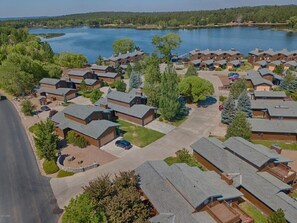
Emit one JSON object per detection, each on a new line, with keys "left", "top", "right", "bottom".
{"left": 221, "top": 173, "right": 233, "bottom": 185}
{"left": 271, "top": 144, "right": 282, "bottom": 154}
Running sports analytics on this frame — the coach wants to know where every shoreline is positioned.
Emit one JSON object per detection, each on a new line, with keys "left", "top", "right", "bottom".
{"left": 29, "top": 22, "right": 290, "bottom": 31}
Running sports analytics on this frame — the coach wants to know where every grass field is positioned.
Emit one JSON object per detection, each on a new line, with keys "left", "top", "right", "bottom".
{"left": 118, "top": 120, "right": 165, "bottom": 148}
{"left": 239, "top": 202, "right": 267, "bottom": 223}
{"left": 253, "top": 140, "right": 297, "bottom": 151}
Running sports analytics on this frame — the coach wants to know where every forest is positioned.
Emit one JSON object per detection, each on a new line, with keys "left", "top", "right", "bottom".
{"left": 1, "top": 5, "right": 297, "bottom": 29}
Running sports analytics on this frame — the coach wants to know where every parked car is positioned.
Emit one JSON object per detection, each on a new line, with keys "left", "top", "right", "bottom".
{"left": 198, "top": 96, "right": 217, "bottom": 108}
{"left": 228, "top": 72, "right": 240, "bottom": 79}
{"left": 115, "top": 140, "right": 132, "bottom": 150}
{"left": 41, "top": 105, "right": 51, "bottom": 111}
{"left": 219, "top": 105, "right": 224, "bottom": 111}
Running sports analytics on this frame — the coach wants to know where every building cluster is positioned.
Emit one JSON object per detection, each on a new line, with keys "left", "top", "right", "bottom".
{"left": 187, "top": 49, "right": 244, "bottom": 70}
{"left": 190, "top": 137, "right": 297, "bottom": 223}
{"left": 248, "top": 48, "right": 297, "bottom": 72}
{"left": 136, "top": 137, "right": 297, "bottom": 223}
{"left": 104, "top": 50, "right": 145, "bottom": 66}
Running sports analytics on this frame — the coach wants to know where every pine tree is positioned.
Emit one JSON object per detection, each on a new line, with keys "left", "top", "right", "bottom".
{"left": 185, "top": 65, "right": 197, "bottom": 77}
{"left": 129, "top": 72, "right": 142, "bottom": 89}
{"left": 267, "top": 209, "right": 286, "bottom": 223}
{"left": 79, "top": 80, "right": 87, "bottom": 93}
{"left": 143, "top": 56, "right": 161, "bottom": 107}
{"left": 159, "top": 65, "right": 180, "bottom": 121}
{"left": 230, "top": 79, "right": 246, "bottom": 99}
{"left": 225, "top": 111, "right": 252, "bottom": 141}
{"left": 237, "top": 90, "right": 252, "bottom": 118}
{"left": 221, "top": 95, "right": 236, "bottom": 124}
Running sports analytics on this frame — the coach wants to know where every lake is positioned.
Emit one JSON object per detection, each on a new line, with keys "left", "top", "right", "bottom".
{"left": 29, "top": 27, "right": 297, "bottom": 63}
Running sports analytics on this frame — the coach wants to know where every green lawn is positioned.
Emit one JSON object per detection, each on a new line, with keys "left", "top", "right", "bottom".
{"left": 57, "top": 170, "right": 75, "bottom": 178}
{"left": 162, "top": 116, "right": 188, "bottom": 127}
{"left": 164, "top": 156, "right": 205, "bottom": 171}
{"left": 118, "top": 120, "right": 165, "bottom": 148}
{"left": 252, "top": 140, "right": 297, "bottom": 151}
{"left": 239, "top": 202, "right": 267, "bottom": 223}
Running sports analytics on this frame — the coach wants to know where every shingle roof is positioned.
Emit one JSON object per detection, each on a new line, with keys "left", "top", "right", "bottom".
{"left": 108, "top": 103, "right": 155, "bottom": 119}
{"left": 96, "top": 72, "right": 118, "bottom": 79}
{"left": 269, "top": 60, "right": 282, "bottom": 66}
{"left": 136, "top": 160, "right": 241, "bottom": 223}
{"left": 267, "top": 105, "right": 297, "bottom": 118}
{"left": 214, "top": 60, "right": 227, "bottom": 66}
{"left": 246, "top": 70, "right": 273, "bottom": 86}
{"left": 108, "top": 50, "right": 144, "bottom": 61}
{"left": 71, "top": 78, "right": 98, "bottom": 86}
{"left": 285, "top": 61, "right": 297, "bottom": 67}
{"left": 37, "top": 88, "right": 77, "bottom": 96}
{"left": 40, "top": 78, "right": 62, "bottom": 85}
{"left": 223, "top": 137, "right": 292, "bottom": 168}
{"left": 91, "top": 64, "right": 111, "bottom": 70}
{"left": 107, "top": 91, "right": 139, "bottom": 104}
{"left": 249, "top": 118, "right": 297, "bottom": 134}
{"left": 68, "top": 70, "right": 90, "bottom": 77}
{"left": 253, "top": 91, "right": 287, "bottom": 98}
{"left": 94, "top": 98, "right": 108, "bottom": 106}
{"left": 251, "top": 100, "right": 297, "bottom": 110}
{"left": 191, "top": 137, "right": 297, "bottom": 223}
{"left": 202, "top": 60, "right": 214, "bottom": 66}
{"left": 189, "top": 49, "right": 241, "bottom": 56}
{"left": 228, "top": 60, "right": 241, "bottom": 66}
{"left": 58, "top": 119, "right": 119, "bottom": 139}
{"left": 191, "top": 59, "right": 201, "bottom": 65}
{"left": 254, "top": 60, "right": 267, "bottom": 66}
{"left": 63, "top": 104, "right": 107, "bottom": 120}
{"left": 150, "top": 213, "right": 176, "bottom": 223}
{"left": 258, "top": 68, "right": 283, "bottom": 80}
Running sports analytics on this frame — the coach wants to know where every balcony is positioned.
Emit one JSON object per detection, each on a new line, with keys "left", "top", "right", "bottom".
{"left": 266, "top": 163, "right": 296, "bottom": 184}
{"left": 205, "top": 201, "right": 241, "bottom": 223}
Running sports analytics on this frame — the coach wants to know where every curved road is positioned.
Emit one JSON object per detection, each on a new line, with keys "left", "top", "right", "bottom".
{"left": 0, "top": 100, "right": 59, "bottom": 223}
{"left": 51, "top": 73, "right": 224, "bottom": 208}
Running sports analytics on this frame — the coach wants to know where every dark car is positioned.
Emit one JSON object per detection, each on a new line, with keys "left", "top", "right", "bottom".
{"left": 198, "top": 96, "right": 217, "bottom": 108}
{"left": 228, "top": 72, "right": 240, "bottom": 79}
{"left": 41, "top": 106, "right": 51, "bottom": 111}
{"left": 115, "top": 140, "right": 132, "bottom": 150}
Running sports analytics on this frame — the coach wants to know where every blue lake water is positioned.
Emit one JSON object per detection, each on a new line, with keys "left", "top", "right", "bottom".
{"left": 29, "top": 27, "right": 297, "bottom": 63}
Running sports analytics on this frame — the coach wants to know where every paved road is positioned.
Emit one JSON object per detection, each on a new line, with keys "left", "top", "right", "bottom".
{"left": 51, "top": 73, "right": 223, "bottom": 208}
{"left": 0, "top": 100, "right": 59, "bottom": 223}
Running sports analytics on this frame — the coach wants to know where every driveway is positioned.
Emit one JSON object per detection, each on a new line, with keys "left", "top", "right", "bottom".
{"left": 50, "top": 73, "right": 223, "bottom": 208}
{"left": 0, "top": 100, "right": 59, "bottom": 223}
{"left": 145, "top": 119, "right": 176, "bottom": 134}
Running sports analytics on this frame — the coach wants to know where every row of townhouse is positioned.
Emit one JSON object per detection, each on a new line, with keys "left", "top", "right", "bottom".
{"left": 104, "top": 50, "right": 146, "bottom": 66}
{"left": 190, "top": 59, "right": 242, "bottom": 70}
{"left": 253, "top": 60, "right": 297, "bottom": 71}
{"left": 189, "top": 49, "right": 244, "bottom": 62}
{"left": 248, "top": 48, "right": 297, "bottom": 64}
{"left": 245, "top": 68, "right": 283, "bottom": 91}
{"left": 136, "top": 137, "right": 297, "bottom": 223}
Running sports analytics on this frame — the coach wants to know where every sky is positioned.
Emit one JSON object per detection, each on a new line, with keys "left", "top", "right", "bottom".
{"left": 1, "top": 0, "right": 297, "bottom": 18}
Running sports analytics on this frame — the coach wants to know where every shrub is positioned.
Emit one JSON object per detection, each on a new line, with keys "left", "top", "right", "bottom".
{"left": 89, "top": 89, "right": 103, "bottom": 104}
{"left": 219, "top": 95, "right": 227, "bottom": 103}
{"left": 109, "top": 82, "right": 115, "bottom": 88}
{"left": 228, "top": 68, "right": 237, "bottom": 71}
{"left": 21, "top": 99, "right": 36, "bottom": 116}
{"left": 67, "top": 131, "right": 89, "bottom": 148}
{"left": 57, "top": 170, "right": 75, "bottom": 178}
{"left": 28, "top": 124, "right": 39, "bottom": 134}
{"left": 215, "top": 67, "right": 223, "bottom": 71}
{"left": 43, "top": 160, "right": 59, "bottom": 174}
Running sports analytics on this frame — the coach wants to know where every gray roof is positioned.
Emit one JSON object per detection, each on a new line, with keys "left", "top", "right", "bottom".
{"left": 94, "top": 97, "right": 108, "bottom": 106}
{"left": 107, "top": 91, "right": 139, "bottom": 104}
{"left": 269, "top": 60, "right": 282, "bottom": 66}
{"left": 68, "top": 70, "right": 90, "bottom": 77}
{"left": 202, "top": 60, "right": 214, "bottom": 66}
{"left": 246, "top": 70, "right": 273, "bottom": 86}
{"left": 40, "top": 78, "right": 62, "bottom": 85}
{"left": 228, "top": 60, "right": 241, "bottom": 66}
{"left": 254, "top": 60, "right": 267, "bottom": 66}
{"left": 37, "top": 88, "right": 76, "bottom": 96}
{"left": 223, "top": 137, "right": 292, "bottom": 168}
{"left": 189, "top": 49, "right": 241, "bottom": 56}
{"left": 258, "top": 68, "right": 283, "bottom": 80}
{"left": 251, "top": 100, "right": 297, "bottom": 110}
{"left": 268, "top": 105, "right": 297, "bottom": 118}
{"left": 214, "top": 60, "right": 227, "bottom": 66}
{"left": 63, "top": 104, "right": 107, "bottom": 120}
{"left": 249, "top": 118, "right": 297, "bottom": 134}
{"left": 71, "top": 78, "right": 98, "bottom": 86}
{"left": 191, "top": 137, "right": 297, "bottom": 223}
{"left": 285, "top": 61, "right": 297, "bottom": 67}
{"left": 91, "top": 64, "right": 111, "bottom": 70}
{"left": 136, "top": 160, "right": 242, "bottom": 223}
{"left": 191, "top": 59, "right": 201, "bottom": 65}
{"left": 108, "top": 50, "right": 144, "bottom": 61}
{"left": 108, "top": 103, "right": 155, "bottom": 119}
{"left": 150, "top": 213, "right": 176, "bottom": 223}
{"left": 58, "top": 119, "right": 119, "bottom": 139}
{"left": 253, "top": 91, "right": 287, "bottom": 98}
{"left": 249, "top": 48, "right": 293, "bottom": 56}
{"left": 96, "top": 72, "right": 118, "bottom": 79}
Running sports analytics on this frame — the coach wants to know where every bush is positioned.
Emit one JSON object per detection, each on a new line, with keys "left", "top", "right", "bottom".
{"left": 28, "top": 124, "right": 39, "bottom": 134}
{"left": 219, "top": 95, "right": 227, "bottom": 103}
{"left": 57, "top": 170, "right": 75, "bottom": 178}
{"left": 228, "top": 68, "right": 237, "bottom": 71}
{"left": 43, "top": 159, "right": 59, "bottom": 174}
{"left": 89, "top": 89, "right": 103, "bottom": 104}
{"left": 21, "top": 99, "right": 36, "bottom": 116}
{"left": 67, "top": 131, "right": 89, "bottom": 148}
{"left": 109, "top": 82, "right": 115, "bottom": 88}
{"left": 215, "top": 67, "right": 223, "bottom": 71}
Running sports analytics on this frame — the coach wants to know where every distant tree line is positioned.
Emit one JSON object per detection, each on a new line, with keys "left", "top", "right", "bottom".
{"left": 1, "top": 5, "right": 297, "bottom": 29}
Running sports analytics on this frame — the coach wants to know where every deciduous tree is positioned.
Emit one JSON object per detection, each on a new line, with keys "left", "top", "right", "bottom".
{"left": 21, "top": 99, "right": 36, "bottom": 116}
{"left": 230, "top": 79, "right": 247, "bottom": 99}
{"left": 115, "top": 80, "right": 127, "bottom": 92}
{"left": 112, "top": 38, "right": 136, "bottom": 54}
{"left": 152, "top": 33, "right": 181, "bottom": 61}
{"left": 267, "top": 209, "right": 286, "bottom": 223}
